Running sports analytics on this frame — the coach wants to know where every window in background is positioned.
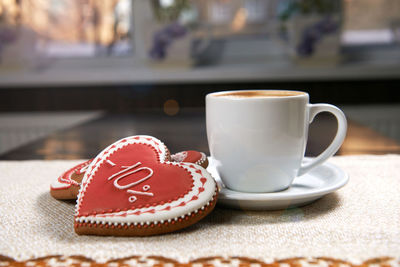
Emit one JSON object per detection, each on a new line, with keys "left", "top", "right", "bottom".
{"left": 0, "top": 0, "right": 132, "bottom": 60}
{"left": 342, "top": 0, "right": 400, "bottom": 45}
{"left": 0, "top": 0, "right": 399, "bottom": 84}
{"left": 1, "top": 0, "right": 399, "bottom": 62}
{"left": 199, "top": 0, "right": 277, "bottom": 36}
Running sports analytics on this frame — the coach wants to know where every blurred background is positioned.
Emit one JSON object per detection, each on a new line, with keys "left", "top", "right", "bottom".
{"left": 0, "top": 0, "right": 399, "bottom": 157}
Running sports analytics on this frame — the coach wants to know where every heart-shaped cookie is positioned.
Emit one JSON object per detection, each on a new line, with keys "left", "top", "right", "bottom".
{"left": 75, "top": 135, "right": 218, "bottom": 236}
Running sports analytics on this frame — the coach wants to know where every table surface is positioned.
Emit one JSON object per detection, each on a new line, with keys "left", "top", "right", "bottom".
{"left": 1, "top": 109, "right": 400, "bottom": 266}
{"left": 1, "top": 108, "right": 399, "bottom": 160}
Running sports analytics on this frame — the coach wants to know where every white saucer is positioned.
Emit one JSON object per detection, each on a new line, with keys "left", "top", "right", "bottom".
{"left": 207, "top": 157, "right": 349, "bottom": 210}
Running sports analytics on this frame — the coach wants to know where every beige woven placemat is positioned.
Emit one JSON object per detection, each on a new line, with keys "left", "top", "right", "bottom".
{"left": 0, "top": 155, "right": 399, "bottom": 265}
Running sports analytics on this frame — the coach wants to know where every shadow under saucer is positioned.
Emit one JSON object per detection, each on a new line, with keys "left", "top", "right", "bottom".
{"left": 201, "top": 192, "right": 341, "bottom": 226}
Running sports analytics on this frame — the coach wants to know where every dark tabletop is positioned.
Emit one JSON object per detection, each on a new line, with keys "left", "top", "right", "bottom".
{"left": 1, "top": 108, "right": 399, "bottom": 160}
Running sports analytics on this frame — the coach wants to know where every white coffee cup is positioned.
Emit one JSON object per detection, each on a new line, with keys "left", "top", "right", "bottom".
{"left": 206, "top": 90, "right": 347, "bottom": 193}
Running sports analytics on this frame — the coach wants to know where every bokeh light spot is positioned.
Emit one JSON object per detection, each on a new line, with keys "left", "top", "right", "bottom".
{"left": 163, "top": 99, "right": 180, "bottom": 116}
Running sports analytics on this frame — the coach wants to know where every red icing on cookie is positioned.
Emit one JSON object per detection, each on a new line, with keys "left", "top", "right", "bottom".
{"left": 182, "top": 151, "right": 203, "bottom": 163}
{"left": 77, "top": 143, "right": 194, "bottom": 216}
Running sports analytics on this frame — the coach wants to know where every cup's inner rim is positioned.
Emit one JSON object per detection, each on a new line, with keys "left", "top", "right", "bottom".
{"left": 208, "top": 90, "right": 308, "bottom": 99}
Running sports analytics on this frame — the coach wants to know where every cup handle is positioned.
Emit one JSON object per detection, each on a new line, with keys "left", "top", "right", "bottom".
{"left": 297, "top": 104, "right": 347, "bottom": 176}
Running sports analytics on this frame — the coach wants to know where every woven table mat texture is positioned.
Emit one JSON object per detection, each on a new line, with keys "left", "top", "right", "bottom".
{"left": 0, "top": 155, "right": 399, "bottom": 264}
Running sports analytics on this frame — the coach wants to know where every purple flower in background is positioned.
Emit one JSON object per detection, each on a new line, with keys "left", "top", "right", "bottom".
{"left": 0, "top": 26, "right": 18, "bottom": 62}
{"left": 149, "top": 22, "right": 187, "bottom": 60}
{"left": 297, "top": 16, "right": 339, "bottom": 56}
{"left": 0, "top": 27, "right": 18, "bottom": 43}
{"left": 164, "top": 22, "right": 187, "bottom": 37}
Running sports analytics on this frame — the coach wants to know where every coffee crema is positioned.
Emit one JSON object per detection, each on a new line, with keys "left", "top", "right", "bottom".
{"left": 214, "top": 90, "right": 306, "bottom": 98}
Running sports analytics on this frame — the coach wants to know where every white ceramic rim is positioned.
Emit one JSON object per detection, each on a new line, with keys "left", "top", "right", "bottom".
{"left": 206, "top": 90, "right": 309, "bottom": 100}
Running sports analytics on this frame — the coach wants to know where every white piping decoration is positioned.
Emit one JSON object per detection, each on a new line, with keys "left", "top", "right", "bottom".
{"left": 107, "top": 163, "right": 141, "bottom": 182}
{"left": 198, "top": 152, "right": 207, "bottom": 165}
{"left": 79, "top": 164, "right": 90, "bottom": 174}
{"left": 112, "top": 164, "right": 153, "bottom": 190}
{"left": 106, "top": 159, "right": 116, "bottom": 166}
{"left": 107, "top": 162, "right": 154, "bottom": 202}
{"left": 171, "top": 151, "right": 188, "bottom": 162}
{"left": 127, "top": 188, "right": 154, "bottom": 203}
